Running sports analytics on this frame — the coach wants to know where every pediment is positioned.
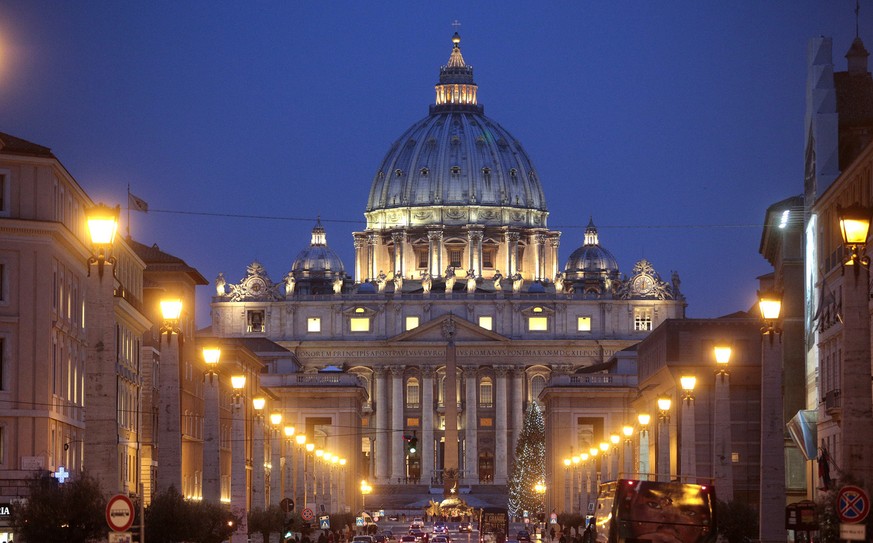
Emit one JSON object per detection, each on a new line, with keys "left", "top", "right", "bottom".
{"left": 389, "top": 314, "right": 510, "bottom": 343}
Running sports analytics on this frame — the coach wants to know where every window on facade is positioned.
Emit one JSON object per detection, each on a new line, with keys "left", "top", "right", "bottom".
{"left": 634, "top": 308, "right": 653, "bottom": 331}
{"left": 480, "top": 417, "right": 493, "bottom": 427}
{"left": 307, "top": 317, "right": 321, "bottom": 333}
{"left": 405, "top": 316, "right": 420, "bottom": 331}
{"left": 577, "top": 316, "right": 591, "bottom": 332}
{"left": 406, "top": 378, "right": 420, "bottom": 407}
{"left": 483, "top": 248, "right": 495, "bottom": 269}
{"left": 517, "top": 246, "right": 525, "bottom": 271}
{"left": 417, "top": 248, "right": 428, "bottom": 269}
{"left": 350, "top": 317, "right": 370, "bottom": 332}
{"left": 528, "top": 316, "right": 548, "bottom": 331}
{"left": 449, "top": 249, "right": 462, "bottom": 268}
{"left": 479, "top": 377, "right": 493, "bottom": 407}
{"left": 478, "top": 316, "right": 493, "bottom": 330}
{"left": 247, "top": 310, "right": 265, "bottom": 333}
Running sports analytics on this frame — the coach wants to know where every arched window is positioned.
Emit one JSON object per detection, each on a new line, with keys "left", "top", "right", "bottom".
{"left": 530, "top": 375, "right": 546, "bottom": 403}
{"left": 406, "top": 377, "right": 420, "bottom": 407}
{"left": 479, "top": 377, "right": 493, "bottom": 407}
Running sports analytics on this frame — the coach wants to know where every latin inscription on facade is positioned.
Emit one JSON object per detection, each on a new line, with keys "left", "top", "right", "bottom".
{"left": 297, "top": 347, "right": 615, "bottom": 359}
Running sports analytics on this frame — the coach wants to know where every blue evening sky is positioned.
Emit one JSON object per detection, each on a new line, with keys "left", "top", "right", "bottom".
{"left": 0, "top": 2, "right": 862, "bottom": 326}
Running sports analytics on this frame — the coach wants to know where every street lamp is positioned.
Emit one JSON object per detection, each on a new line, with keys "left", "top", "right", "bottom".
{"left": 360, "top": 479, "right": 372, "bottom": 513}
{"left": 637, "top": 413, "right": 651, "bottom": 478}
{"left": 230, "top": 374, "right": 247, "bottom": 542}
{"left": 202, "top": 345, "right": 222, "bottom": 503}
{"left": 758, "top": 288, "right": 787, "bottom": 543}
{"left": 657, "top": 396, "right": 671, "bottom": 482}
{"left": 838, "top": 203, "right": 872, "bottom": 273}
{"left": 269, "top": 412, "right": 283, "bottom": 506}
{"left": 622, "top": 426, "right": 634, "bottom": 478}
{"left": 85, "top": 203, "right": 120, "bottom": 278}
{"left": 156, "top": 298, "right": 184, "bottom": 495}
{"left": 712, "top": 344, "right": 734, "bottom": 501}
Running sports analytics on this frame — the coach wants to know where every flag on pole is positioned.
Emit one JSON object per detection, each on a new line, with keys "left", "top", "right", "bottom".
{"left": 128, "top": 192, "right": 149, "bottom": 213}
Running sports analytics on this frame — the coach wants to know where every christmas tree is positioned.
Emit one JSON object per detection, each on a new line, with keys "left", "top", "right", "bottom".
{"left": 507, "top": 402, "right": 546, "bottom": 518}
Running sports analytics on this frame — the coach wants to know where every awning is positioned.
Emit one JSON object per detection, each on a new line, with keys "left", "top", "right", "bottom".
{"left": 787, "top": 409, "right": 818, "bottom": 460}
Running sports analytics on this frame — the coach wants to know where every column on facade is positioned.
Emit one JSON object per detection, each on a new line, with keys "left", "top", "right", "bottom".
{"left": 354, "top": 234, "right": 367, "bottom": 283}
{"left": 421, "top": 366, "right": 436, "bottom": 485}
{"left": 511, "top": 368, "right": 524, "bottom": 454}
{"left": 467, "top": 228, "right": 484, "bottom": 277}
{"left": 713, "top": 372, "right": 734, "bottom": 500}
{"left": 390, "top": 366, "right": 406, "bottom": 482}
{"left": 203, "top": 377, "right": 221, "bottom": 503}
{"left": 506, "top": 232, "right": 520, "bottom": 276}
{"left": 392, "top": 231, "right": 405, "bottom": 279}
{"left": 494, "top": 366, "right": 509, "bottom": 484}
{"left": 548, "top": 234, "right": 561, "bottom": 280}
{"left": 368, "top": 233, "right": 378, "bottom": 281}
{"left": 374, "top": 368, "right": 390, "bottom": 483}
{"left": 156, "top": 333, "right": 182, "bottom": 495}
{"left": 463, "top": 365, "right": 478, "bottom": 484}
{"left": 428, "top": 229, "right": 443, "bottom": 278}
{"left": 532, "top": 233, "right": 546, "bottom": 280}
{"left": 253, "top": 416, "right": 266, "bottom": 509}
{"left": 230, "top": 400, "right": 248, "bottom": 543}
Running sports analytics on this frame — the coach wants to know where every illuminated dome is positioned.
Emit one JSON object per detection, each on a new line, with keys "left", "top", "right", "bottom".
{"left": 563, "top": 218, "right": 620, "bottom": 282}
{"left": 290, "top": 219, "right": 346, "bottom": 280}
{"left": 365, "top": 33, "right": 547, "bottom": 231}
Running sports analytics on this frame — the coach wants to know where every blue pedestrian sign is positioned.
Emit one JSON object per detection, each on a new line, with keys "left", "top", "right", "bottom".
{"left": 356, "top": 517, "right": 365, "bottom": 527}
{"left": 319, "top": 515, "right": 331, "bottom": 530}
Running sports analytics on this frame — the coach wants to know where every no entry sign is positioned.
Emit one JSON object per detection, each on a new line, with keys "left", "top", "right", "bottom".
{"left": 106, "top": 494, "right": 135, "bottom": 532}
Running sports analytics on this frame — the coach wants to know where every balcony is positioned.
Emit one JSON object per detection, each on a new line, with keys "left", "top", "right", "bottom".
{"left": 824, "top": 389, "right": 841, "bottom": 419}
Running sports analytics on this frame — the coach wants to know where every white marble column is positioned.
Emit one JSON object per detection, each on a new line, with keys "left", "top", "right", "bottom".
{"left": 463, "top": 365, "right": 478, "bottom": 484}
{"left": 421, "top": 366, "right": 435, "bottom": 485}
{"left": 506, "top": 232, "right": 520, "bottom": 276}
{"left": 390, "top": 366, "right": 406, "bottom": 482}
{"left": 549, "top": 235, "right": 561, "bottom": 280}
{"left": 428, "top": 229, "right": 443, "bottom": 278}
{"left": 468, "top": 229, "right": 483, "bottom": 277}
{"left": 533, "top": 233, "right": 546, "bottom": 280}
{"left": 392, "top": 232, "right": 405, "bottom": 279}
{"left": 203, "top": 377, "right": 221, "bottom": 503}
{"left": 511, "top": 368, "right": 524, "bottom": 454}
{"left": 368, "top": 233, "right": 378, "bottom": 281}
{"left": 354, "top": 235, "right": 367, "bottom": 283}
{"left": 374, "top": 368, "right": 390, "bottom": 483}
{"left": 494, "top": 366, "right": 509, "bottom": 484}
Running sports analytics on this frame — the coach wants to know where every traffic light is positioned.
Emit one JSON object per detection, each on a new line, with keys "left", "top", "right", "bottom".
{"left": 403, "top": 433, "right": 418, "bottom": 455}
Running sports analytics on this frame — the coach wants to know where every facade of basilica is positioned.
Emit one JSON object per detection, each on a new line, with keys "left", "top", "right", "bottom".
{"left": 210, "top": 33, "right": 685, "bottom": 510}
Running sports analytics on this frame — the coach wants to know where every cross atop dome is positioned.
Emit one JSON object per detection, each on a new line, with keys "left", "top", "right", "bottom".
{"left": 434, "top": 32, "right": 480, "bottom": 112}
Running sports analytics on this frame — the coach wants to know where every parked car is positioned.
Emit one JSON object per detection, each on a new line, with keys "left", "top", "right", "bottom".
{"left": 516, "top": 531, "right": 531, "bottom": 543}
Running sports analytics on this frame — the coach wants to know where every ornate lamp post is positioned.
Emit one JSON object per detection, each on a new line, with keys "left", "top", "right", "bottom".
{"left": 711, "top": 343, "right": 734, "bottom": 500}
{"left": 679, "top": 376, "right": 697, "bottom": 482}
{"left": 757, "top": 289, "right": 786, "bottom": 543}
{"left": 637, "top": 413, "right": 651, "bottom": 478}
{"left": 305, "top": 442, "right": 315, "bottom": 509}
{"left": 609, "top": 434, "right": 620, "bottom": 480}
{"left": 599, "top": 442, "right": 609, "bottom": 482}
{"left": 579, "top": 452, "right": 590, "bottom": 514}
{"left": 156, "top": 298, "right": 183, "bottom": 495}
{"left": 230, "top": 374, "right": 247, "bottom": 543}
{"left": 295, "top": 434, "right": 307, "bottom": 509}
{"left": 622, "top": 425, "right": 634, "bottom": 478}
{"left": 562, "top": 457, "right": 572, "bottom": 513}
{"left": 202, "top": 345, "right": 222, "bottom": 503}
{"left": 269, "top": 412, "right": 283, "bottom": 506}
{"left": 252, "top": 397, "right": 266, "bottom": 509}
{"left": 656, "top": 395, "right": 672, "bottom": 482}
{"left": 282, "top": 425, "right": 295, "bottom": 507}
{"left": 360, "top": 479, "right": 372, "bottom": 513}
{"left": 833, "top": 204, "right": 873, "bottom": 498}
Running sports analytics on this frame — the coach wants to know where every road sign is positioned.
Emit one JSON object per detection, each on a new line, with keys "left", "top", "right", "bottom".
{"left": 281, "top": 498, "right": 294, "bottom": 513}
{"left": 106, "top": 494, "right": 135, "bottom": 532}
{"left": 356, "top": 516, "right": 365, "bottom": 526}
{"left": 838, "top": 486, "right": 870, "bottom": 523}
{"left": 841, "top": 523, "right": 866, "bottom": 541}
{"left": 109, "top": 533, "right": 133, "bottom": 543}
{"left": 319, "top": 515, "right": 331, "bottom": 530}
{"left": 302, "top": 507, "right": 315, "bottom": 521}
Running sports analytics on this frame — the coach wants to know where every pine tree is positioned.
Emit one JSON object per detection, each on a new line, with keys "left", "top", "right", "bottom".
{"left": 507, "top": 402, "right": 546, "bottom": 518}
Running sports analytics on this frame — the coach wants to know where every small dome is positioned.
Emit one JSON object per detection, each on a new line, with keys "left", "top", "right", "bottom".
{"left": 290, "top": 219, "right": 346, "bottom": 280}
{"left": 564, "top": 218, "right": 620, "bottom": 281}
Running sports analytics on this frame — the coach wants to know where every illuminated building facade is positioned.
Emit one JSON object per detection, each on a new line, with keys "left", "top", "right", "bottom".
{"left": 211, "top": 34, "right": 686, "bottom": 509}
